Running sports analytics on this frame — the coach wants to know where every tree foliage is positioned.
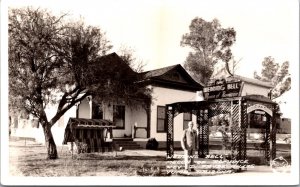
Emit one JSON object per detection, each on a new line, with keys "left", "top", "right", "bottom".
{"left": 254, "top": 56, "right": 291, "bottom": 99}
{"left": 118, "top": 45, "right": 146, "bottom": 73}
{"left": 9, "top": 7, "right": 151, "bottom": 159}
{"left": 211, "top": 56, "right": 242, "bottom": 79}
{"left": 181, "top": 17, "right": 236, "bottom": 84}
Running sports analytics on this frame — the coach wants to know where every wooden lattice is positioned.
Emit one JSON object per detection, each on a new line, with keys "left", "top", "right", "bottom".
{"left": 198, "top": 109, "right": 209, "bottom": 158}
{"left": 239, "top": 102, "right": 247, "bottom": 161}
{"left": 231, "top": 100, "right": 241, "bottom": 159}
{"left": 264, "top": 115, "right": 271, "bottom": 162}
{"left": 166, "top": 108, "right": 174, "bottom": 159}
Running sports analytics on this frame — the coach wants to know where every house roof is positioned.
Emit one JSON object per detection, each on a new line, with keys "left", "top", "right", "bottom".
{"left": 70, "top": 52, "right": 139, "bottom": 98}
{"left": 92, "top": 52, "right": 137, "bottom": 78}
{"left": 231, "top": 75, "right": 273, "bottom": 88}
{"left": 142, "top": 64, "right": 178, "bottom": 78}
{"left": 140, "top": 64, "right": 203, "bottom": 91}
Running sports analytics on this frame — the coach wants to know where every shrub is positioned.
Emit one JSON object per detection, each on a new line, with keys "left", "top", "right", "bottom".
{"left": 146, "top": 138, "right": 159, "bottom": 150}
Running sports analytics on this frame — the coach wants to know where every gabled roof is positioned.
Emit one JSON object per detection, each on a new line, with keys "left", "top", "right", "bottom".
{"left": 92, "top": 52, "right": 137, "bottom": 78}
{"left": 140, "top": 64, "right": 203, "bottom": 91}
{"left": 142, "top": 64, "right": 178, "bottom": 78}
{"left": 231, "top": 75, "right": 274, "bottom": 88}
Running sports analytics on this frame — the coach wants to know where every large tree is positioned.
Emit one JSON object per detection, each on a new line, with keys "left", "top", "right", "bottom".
{"left": 254, "top": 56, "right": 291, "bottom": 99}
{"left": 181, "top": 17, "right": 236, "bottom": 85}
{"left": 9, "top": 7, "right": 150, "bottom": 159}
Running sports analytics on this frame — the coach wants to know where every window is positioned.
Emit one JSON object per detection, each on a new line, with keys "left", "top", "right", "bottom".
{"left": 157, "top": 106, "right": 166, "bottom": 132}
{"left": 183, "top": 112, "right": 192, "bottom": 130}
{"left": 113, "top": 105, "right": 125, "bottom": 129}
{"left": 93, "top": 103, "right": 103, "bottom": 119}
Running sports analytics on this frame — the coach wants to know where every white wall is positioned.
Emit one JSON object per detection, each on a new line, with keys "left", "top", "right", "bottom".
{"left": 44, "top": 99, "right": 147, "bottom": 140}
{"left": 33, "top": 104, "right": 59, "bottom": 144}
{"left": 52, "top": 105, "right": 77, "bottom": 145}
{"left": 242, "top": 83, "right": 270, "bottom": 97}
{"left": 35, "top": 103, "right": 77, "bottom": 145}
{"left": 150, "top": 86, "right": 199, "bottom": 141}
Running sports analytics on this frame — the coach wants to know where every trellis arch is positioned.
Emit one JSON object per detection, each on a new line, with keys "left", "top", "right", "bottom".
{"left": 165, "top": 95, "right": 278, "bottom": 165}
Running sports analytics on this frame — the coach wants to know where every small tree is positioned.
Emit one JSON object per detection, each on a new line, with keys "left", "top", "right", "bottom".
{"left": 181, "top": 17, "right": 236, "bottom": 85}
{"left": 254, "top": 56, "right": 291, "bottom": 99}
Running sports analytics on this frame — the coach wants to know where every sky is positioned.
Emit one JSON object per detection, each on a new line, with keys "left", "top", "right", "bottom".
{"left": 5, "top": 0, "right": 299, "bottom": 78}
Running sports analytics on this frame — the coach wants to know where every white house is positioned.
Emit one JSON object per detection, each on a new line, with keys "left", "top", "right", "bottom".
{"left": 63, "top": 64, "right": 203, "bottom": 144}
{"left": 11, "top": 53, "right": 280, "bottom": 149}
{"left": 66, "top": 67, "right": 275, "bottom": 147}
{"left": 232, "top": 75, "right": 273, "bottom": 97}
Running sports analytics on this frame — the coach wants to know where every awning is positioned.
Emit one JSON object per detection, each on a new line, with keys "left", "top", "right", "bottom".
{"left": 62, "top": 118, "right": 116, "bottom": 145}
{"left": 66, "top": 118, "right": 115, "bottom": 129}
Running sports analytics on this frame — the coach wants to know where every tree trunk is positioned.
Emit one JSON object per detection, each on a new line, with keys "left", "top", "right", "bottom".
{"left": 43, "top": 125, "right": 58, "bottom": 159}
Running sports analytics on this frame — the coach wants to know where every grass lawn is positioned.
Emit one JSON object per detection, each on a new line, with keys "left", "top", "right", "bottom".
{"left": 9, "top": 139, "right": 291, "bottom": 177}
{"left": 9, "top": 140, "right": 168, "bottom": 176}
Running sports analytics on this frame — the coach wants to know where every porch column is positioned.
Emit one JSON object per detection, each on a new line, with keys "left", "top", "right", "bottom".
{"left": 146, "top": 104, "right": 151, "bottom": 138}
{"left": 87, "top": 96, "right": 92, "bottom": 119}
{"left": 75, "top": 102, "right": 80, "bottom": 118}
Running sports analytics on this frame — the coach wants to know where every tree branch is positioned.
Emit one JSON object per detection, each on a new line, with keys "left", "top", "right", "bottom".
{"left": 49, "top": 92, "right": 89, "bottom": 127}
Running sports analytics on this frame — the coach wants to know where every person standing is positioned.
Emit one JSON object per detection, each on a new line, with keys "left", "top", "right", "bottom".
{"left": 181, "top": 121, "right": 198, "bottom": 172}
